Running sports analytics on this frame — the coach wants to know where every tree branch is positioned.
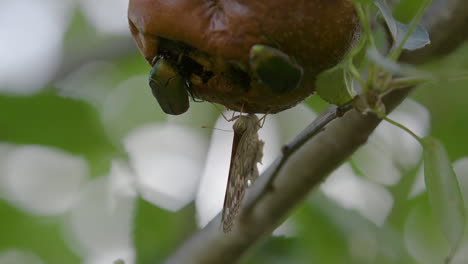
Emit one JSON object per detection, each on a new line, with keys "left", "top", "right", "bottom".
{"left": 165, "top": 88, "right": 409, "bottom": 264}
{"left": 163, "top": 0, "right": 468, "bottom": 263}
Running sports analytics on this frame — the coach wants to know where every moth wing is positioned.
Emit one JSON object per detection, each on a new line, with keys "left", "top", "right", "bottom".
{"left": 246, "top": 132, "right": 264, "bottom": 184}
{"left": 221, "top": 115, "right": 264, "bottom": 233}
{"left": 222, "top": 128, "right": 249, "bottom": 233}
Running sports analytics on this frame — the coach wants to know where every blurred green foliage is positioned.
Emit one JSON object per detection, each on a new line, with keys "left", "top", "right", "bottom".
{"left": 1, "top": 1, "right": 468, "bottom": 264}
{"left": 0, "top": 200, "right": 80, "bottom": 264}
{"left": 413, "top": 42, "right": 468, "bottom": 160}
{"left": 0, "top": 92, "right": 116, "bottom": 177}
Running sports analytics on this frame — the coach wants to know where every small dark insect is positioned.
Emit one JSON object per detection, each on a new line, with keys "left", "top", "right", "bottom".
{"left": 249, "top": 44, "right": 304, "bottom": 94}
{"left": 149, "top": 56, "right": 190, "bottom": 115}
{"left": 222, "top": 114, "right": 264, "bottom": 233}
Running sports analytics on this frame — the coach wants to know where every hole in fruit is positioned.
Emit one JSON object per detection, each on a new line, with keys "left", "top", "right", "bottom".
{"left": 158, "top": 38, "right": 215, "bottom": 84}
{"left": 229, "top": 64, "right": 251, "bottom": 91}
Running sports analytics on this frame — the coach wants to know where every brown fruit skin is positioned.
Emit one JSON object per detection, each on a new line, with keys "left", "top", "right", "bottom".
{"left": 128, "top": 0, "right": 360, "bottom": 113}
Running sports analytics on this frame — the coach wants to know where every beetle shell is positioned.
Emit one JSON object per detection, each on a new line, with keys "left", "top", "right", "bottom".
{"left": 249, "top": 45, "right": 304, "bottom": 94}
{"left": 149, "top": 57, "right": 190, "bottom": 115}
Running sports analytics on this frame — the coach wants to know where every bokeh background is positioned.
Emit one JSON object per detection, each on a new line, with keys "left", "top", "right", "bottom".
{"left": 1, "top": 0, "right": 468, "bottom": 263}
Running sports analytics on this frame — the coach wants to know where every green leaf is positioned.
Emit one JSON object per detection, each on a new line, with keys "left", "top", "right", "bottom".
{"left": 395, "top": 22, "right": 430, "bottom": 51}
{"left": 367, "top": 49, "right": 424, "bottom": 76}
{"left": 367, "top": 49, "right": 403, "bottom": 74}
{"left": 316, "top": 65, "right": 356, "bottom": 106}
{"left": 404, "top": 198, "right": 451, "bottom": 263}
{"left": 393, "top": 0, "right": 425, "bottom": 23}
{"left": 375, "top": 0, "right": 397, "bottom": 40}
{"left": 422, "top": 137, "right": 465, "bottom": 256}
{"left": 375, "top": 0, "right": 430, "bottom": 50}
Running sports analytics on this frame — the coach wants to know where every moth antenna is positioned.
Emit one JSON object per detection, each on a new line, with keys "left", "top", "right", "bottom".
{"left": 200, "top": 126, "right": 232, "bottom": 133}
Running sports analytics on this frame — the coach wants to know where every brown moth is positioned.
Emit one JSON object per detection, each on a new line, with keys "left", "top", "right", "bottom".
{"left": 222, "top": 114, "right": 264, "bottom": 233}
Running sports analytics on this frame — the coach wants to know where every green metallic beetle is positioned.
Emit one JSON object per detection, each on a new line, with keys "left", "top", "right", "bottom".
{"left": 149, "top": 56, "right": 190, "bottom": 115}
{"left": 249, "top": 44, "right": 304, "bottom": 94}
{"left": 149, "top": 45, "right": 302, "bottom": 115}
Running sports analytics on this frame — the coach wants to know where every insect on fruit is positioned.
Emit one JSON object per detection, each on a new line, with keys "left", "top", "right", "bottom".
{"left": 149, "top": 56, "right": 190, "bottom": 115}
{"left": 222, "top": 114, "right": 264, "bottom": 233}
{"left": 249, "top": 44, "right": 304, "bottom": 94}
{"left": 129, "top": 0, "right": 360, "bottom": 113}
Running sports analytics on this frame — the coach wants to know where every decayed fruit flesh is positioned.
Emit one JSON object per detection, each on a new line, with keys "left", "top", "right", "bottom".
{"left": 128, "top": 0, "right": 360, "bottom": 113}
